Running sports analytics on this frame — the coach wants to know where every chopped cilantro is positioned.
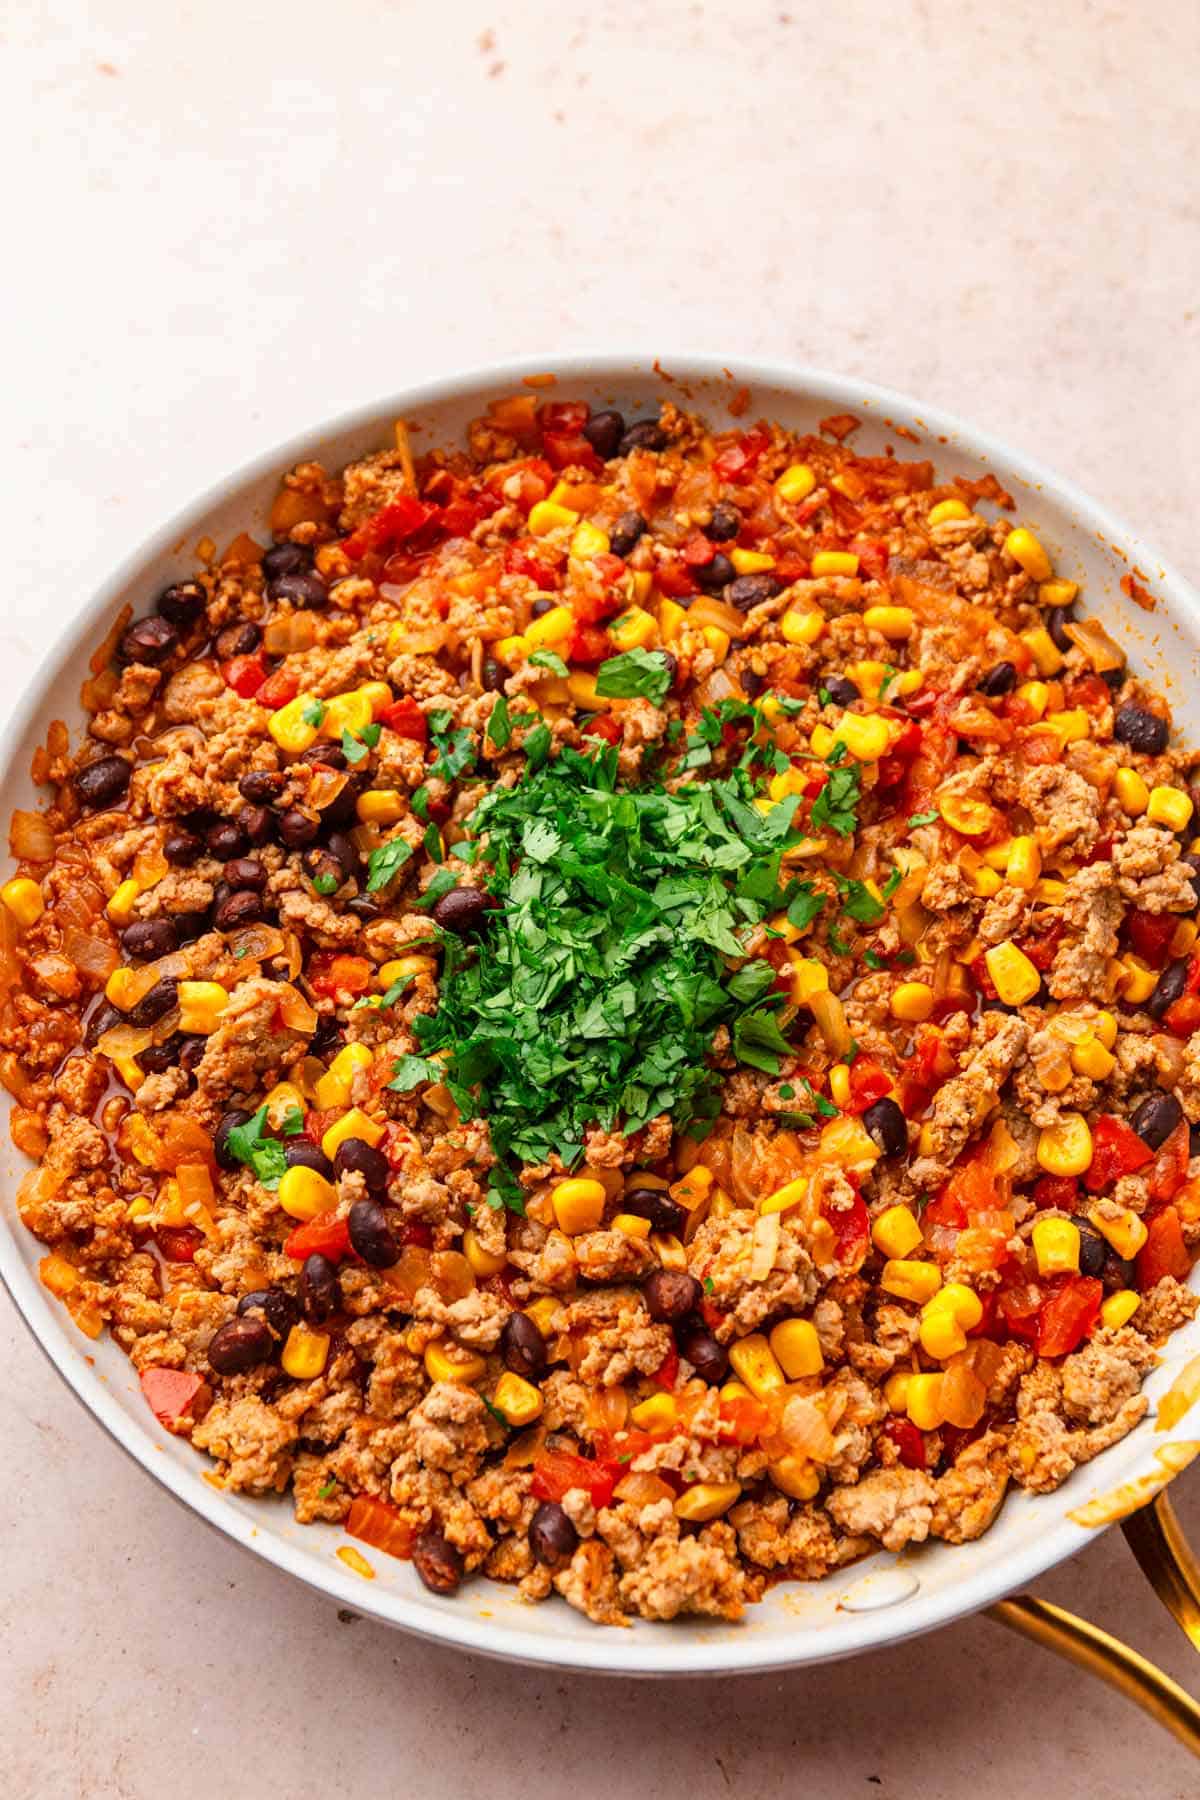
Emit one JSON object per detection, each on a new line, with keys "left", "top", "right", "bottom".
{"left": 312, "top": 871, "right": 338, "bottom": 895}
{"left": 341, "top": 727, "right": 370, "bottom": 765}
{"left": 376, "top": 974, "right": 413, "bottom": 1009}
{"left": 786, "top": 883, "right": 826, "bottom": 932}
{"left": 223, "top": 1105, "right": 288, "bottom": 1189}
{"left": 801, "top": 1079, "right": 839, "bottom": 1119}
{"left": 301, "top": 698, "right": 326, "bottom": 730}
{"left": 838, "top": 867, "right": 900, "bottom": 926}
{"left": 863, "top": 948, "right": 885, "bottom": 970}
{"left": 827, "top": 925, "right": 850, "bottom": 955}
{"left": 365, "top": 836, "right": 414, "bottom": 894}
{"left": 415, "top": 868, "right": 457, "bottom": 911}
{"left": 388, "top": 1054, "right": 442, "bottom": 1092}
{"left": 523, "top": 720, "right": 552, "bottom": 768}
{"left": 317, "top": 1477, "right": 338, "bottom": 1500}
{"left": 703, "top": 1276, "right": 715, "bottom": 1295}
{"left": 809, "top": 757, "right": 860, "bottom": 838}
{"left": 732, "top": 1007, "right": 794, "bottom": 1075}
{"left": 908, "top": 810, "right": 939, "bottom": 828}
{"left": 411, "top": 784, "right": 431, "bottom": 821}
{"left": 487, "top": 695, "right": 511, "bottom": 750}
{"left": 777, "top": 1083, "right": 795, "bottom": 1100}
{"left": 529, "top": 649, "right": 568, "bottom": 677}
{"left": 595, "top": 648, "right": 674, "bottom": 706}
{"left": 482, "top": 1396, "right": 510, "bottom": 1428}
{"left": 878, "top": 665, "right": 898, "bottom": 698}
{"left": 279, "top": 1106, "right": 305, "bottom": 1137}
{"left": 845, "top": 1038, "right": 861, "bottom": 1065}
{"left": 423, "top": 820, "right": 444, "bottom": 862}
{"left": 429, "top": 716, "right": 477, "bottom": 784}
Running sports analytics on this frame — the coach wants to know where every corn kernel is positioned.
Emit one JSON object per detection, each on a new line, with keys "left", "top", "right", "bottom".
{"left": 493, "top": 634, "right": 529, "bottom": 668}
{"left": 767, "top": 1456, "right": 821, "bottom": 1501}
{"left": 322, "top": 690, "right": 374, "bottom": 740}
{"left": 811, "top": 550, "right": 859, "bottom": 578}
{"left": 759, "top": 1175, "right": 810, "bottom": 1217}
{"left": 528, "top": 500, "right": 578, "bottom": 537}
{"left": 566, "top": 669, "right": 601, "bottom": 708}
{"left": 701, "top": 625, "right": 731, "bottom": 664}
{"left": 264, "top": 1082, "right": 305, "bottom": 1130}
{"left": 321, "top": 1106, "right": 385, "bottom": 1160}
{"left": 1147, "top": 786, "right": 1194, "bottom": 833}
{"left": 719, "top": 1380, "right": 752, "bottom": 1404}
{"left": 928, "top": 498, "right": 971, "bottom": 525}
{"left": 314, "top": 1069, "right": 351, "bottom": 1110}
{"left": 278, "top": 1163, "right": 338, "bottom": 1221}
{"left": 630, "top": 1393, "right": 678, "bottom": 1431}
{"left": 883, "top": 1371, "right": 913, "bottom": 1413}
{"left": 895, "top": 669, "right": 924, "bottom": 696}
{"left": 462, "top": 1227, "right": 506, "bottom": 1277}
{"left": 1005, "top": 527, "right": 1053, "bottom": 582}
{"left": 1071, "top": 1035, "right": 1117, "bottom": 1080}
{"left": 880, "top": 1259, "right": 942, "bottom": 1304}
{"left": 862, "top": 605, "right": 915, "bottom": 641}
{"left": 1088, "top": 1205, "right": 1148, "bottom": 1260}
{"left": 551, "top": 1177, "right": 606, "bottom": 1235}
{"left": 768, "top": 766, "right": 809, "bottom": 804}
{"left": 829, "top": 1063, "right": 852, "bottom": 1108}
{"left": 281, "top": 1323, "right": 331, "bottom": 1379}
{"left": 938, "top": 792, "right": 998, "bottom": 838}
{"left": 1006, "top": 835, "right": 1042, "bottom": 891}
{"left": 891, "top": 981, "right": 935, "bottom": 1023}
{"left": 607, "top": 605, "right": 657, "bottom": 652}
{"left": 919, "top": 1309, "right": 967, "bottom": 1360}
{"left": 781, "top": 606, "right": 825, "bottom": 646}
{"left": 424, "top": 1340, "right": 487, "bottom": 1385}
{"left": 570, "top": 520, "right": 609, "bottom": 560}
{"left": 1032, "top": 1216, "right": 1082, "bottom": 1278}
{"left": 111, "top": 1054, "right": 143, "bottom": 1089}
{"left": 269, "top": 693, "right": 324, "bottom": 754}
{"left": 775, "top": 462, "right": 817, "bottom": 503}
{"left": 355, "top": 789, "right": 405, "bottom": 826}
{"left": 1100, "top": 1290, "right": 1141, "bottom": 1331}
{"left": 1171, "top": 919, "right": 1199, "bottom": 958}
{"left": 674, "top": 1482, "right": 742, "bottom": 1523}
{"left": 1, "top": 875, "right": 44, "bottom": 929}
{"left": 905, "top": 1373, "right": 945, "bottom": 1431}
{"left": 650, "top": 1232, "right": 687, "bottom": 1271}
{"left": 983, "top": 838, "right": 1015, "bottom": 870}
{"left": 872, "top": 1205, "right": 924, "bottom": 1259}
{"left": 730, "top": 548, "right": 776, "bottom": 576}
{"left": 834, "top": 713, "right": 890, "bottom": 762}
{"left": 809, "top": 723, "right": 836, "bottom": 757}
{"left": 935, "top": 1283, "right": 985, "bottom": 1330}
{"left": 1020, "top": 626, "right": 1065, "bottom": 677}
{"left": 358, "top": 680, "right": 393, "bottom": 717}
{"left": 1093, "top": 1010, "right": 1118, "bottom": 1049}
{"left": 176, "top": 980, "right": 230, "bottom": 1035}
{"left": 492, "top": 1371, "right": 544, "bottom": 1426}
{"left": 379, "top": 955, "right": 436, "bottom": 986}
{"left": 105, "top": 878, "right": 141, "bottom": 926}
{"left": 1033, "top": 877, "right": 1068, "bottom": 903}
{"left": 727, "top": 1333, "right": 786, "bottom": 1399}
{"left": 328, "top": 1042, "right": 373, "bottom": 1088}
{"left": 525, "top": 604, "right": 575, "bottom": 648}
{"left": 1036, "top": 1113, "right": 1094, "bottom": 1178}
{"left": 519, "top": 1300, "right": 559, "bottom": 1344}
{"left": 1038, "top": 578, "right": 1079, "bottom": 608}
{"left": 971, "top": 866, "right": 1003, "bottom": 898}
{"left": 1045, "top": 707, "right": 1091, "bottom": 745}
{"left": 985, "top": 941, "right": 1041, "bottom": 1007}
{"left": 658, "top": 598, "right": 687, "bottom": 644}
{"left": 1112, "top": 767, "right": 1149, "bottom": 817}
{"left": 769, "top": 1318, "right": 824, "bottom": 1379}
{"left": 1016, "top": 679, "right": 1050, "bottom": 719}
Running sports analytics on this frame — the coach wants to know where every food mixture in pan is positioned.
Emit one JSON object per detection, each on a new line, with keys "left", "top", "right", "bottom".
{"left": 8, "top": 391, "right": 1200, "bottom": 1624}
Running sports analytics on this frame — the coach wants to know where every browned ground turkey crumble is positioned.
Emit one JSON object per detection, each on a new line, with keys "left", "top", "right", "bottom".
{"left": 7, "top": 391, "right": 1200, "bottom": 1627}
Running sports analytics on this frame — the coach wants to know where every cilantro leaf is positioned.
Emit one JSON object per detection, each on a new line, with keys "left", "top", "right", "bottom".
{"left": 487, "top": 695, "right": 511, "bottom": 750}
{"left": 529, "top": 649, "right": 568, "bottom": 677}
{"left": 908, "top": 810, "right": 939, "bottom": 828}
{"left": 786, "top": 884, "right": 826, "bottom": 932}
{"left": 423, "top": 820, "right": 444, "bottom": 862}
{"left": 366, "top": 837, "right": 414, "bottom": 893}
{"left": 725, "top": 961, "right": 776, "bottom": 1003}
{"left": 223, "top": 1105, "right": 289, "bottom": 1189}
{"left": 388, "top": 1054, "right": 442, "bottom": 1093}
{"left": 341, "top": 728, "right": 370, "bottom": 765}
{"left": 301, "top": 698, "right": 326, "bottom": 729}
{"left": 523, "top": 721, "right": 552, "bottom": 768}
{"left": 732, "top": 1007, "right": 793, "bottom": 1074}
{"left": 279, "top": 1106, "right": 305, "bottom": 1137}
{"left": 810, "top": 759, "right": 860, "bottom": 837}
{"left": 595, "top": 649, "right": 674, "bottom": 706}
{"left": 312, "top": 871, "right": 338, "bottom": 895}
{"left": 414, "top": 867, "right": 457, "bottom": 911}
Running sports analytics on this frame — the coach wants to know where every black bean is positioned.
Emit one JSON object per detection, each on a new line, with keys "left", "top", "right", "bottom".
{"left": 325, "top": 832, "right": 359, "bottom": 879}
{"left": 126, "top": 978, "right": 178, "bottom": 1028}
{"left": 680, "top": 1329, "right": 728, "bottom": 1386}
{"left": 499, "top": 1312, "right": 546, "bottom": 1380}
{"left": 157, "top": 580, "right": 207, "bottom": 630}
{"left": 237, "top": 802, "right": 274, "bottom": 847}
{"left": 319, "top": 783, "right": 362, "bottom": 830}
{"left": 1148, "top": 958, "right": 1190, "bottom": 1019}
{"left": 163, "top": 826, "right": 204, "bottom": 866}
{"left": 270, "top": 571, "right": 327, "bottom": 611}
{"left": 694, "top": 553, "right": 735, "bottom": 594}
{"left": 727, "top": 573, "right": 781, "bottom": 611}
{"left": 413, "top": 1527, "right": 463, "bottom": 1596}
{"left": 215, "top": 621, "right": 261, "bottom": 659}
{"left": 1101, "top": 666, "right": 1127, "bottom": 693}
{"left": 530, "top": 596, "right": 556, "bottom": 620}
{"left": 1076, "top": 1221, "right": 1108, "bottom": 1279}
{"left": 119, "top": 615, "right": 177, "bottom": 665}
{"left": 741, "top": 669, "right": 765, "bottom": 699}
{"left": 299, "top": 742, "right": 347, "bottom": 771}
{"left": 84, "top": 999, "right": 123, "bottom": 1049}
{"left": 622, "top": 1185, "right": 685, "bottom": 1235}
{"left": 284, "top": 1140, "right": 334, "bottom": 1179}
{"left": 482, "top": 656, "right": 505, "bottom": 693}
{"left": 303, "top": 849, "right": 346, "bottom": 893}
{"left": 205, "top": 820, "right": 246, "bottom": 861}
{"left": 431, "top": 886, "right": 490, "bottom": 933}
{"left": 1102, "top": 1251, "right": 1137, "bottom": 1293}
{"left": 862, "top": 1096, "right": 908, "bottom": 1158}
{"left": 172, "top": 908, "right": 211, "bottom": 943}
{"left": 121, "top": 917, "right": 178, "bottom": 960}
{"left": 529, "top": 1501, "right": 578, "bottom": 1570}
{"left": 582, "top": 409, "right": 625, "bottom": 460}
{"left": 1046, "top": 605, "right": 1076, "bottom": 653}
{"left": 213, "top": 888, "right": 264, "bottom": 932}
{"left": 347, "top": 1198, "right": 399, "bottom": 1268}
{"left": 1191, "top": 1121, "right": 1200, "bottom": 1158}
{"left": 214, "top": 1108, "right": 252, "bottom": 1171}
{"left": 309, "top": 1015, "right": 344, "bottom": 1060}
{"left": 346, "top": 896, "right": 380, "bottom": 922}
{"left": 333, "top": 1137, "right": 389, "bottom": 1192}
{"left": 822, "top": 675, "right": 860, "bottom": 708}
{"left": 138, "top": 1037, "right": 182, "bottom": 1075}
{"left": 1183, "top": 853, "right": 1200, "bottom": 906}
{"left": 238, "top": 1286, "right": 301, "bottom": 1340}
{"left": 644, "top": 1269, "right": 702, "bottom": 1324}
{"left": 75, "top": 756, "right": 131, "bottom": 810}
{"left": 178, "top": 1034, "right": 206, "bottom": 1072}
{"left": 982, "top": 997, "right": 1018, "bottom": 1015}
{"left": 300, "top": 1253, "right": 340, "bottom": 1323}
{"left": 277, "top": 807, "right": 320, "bottom": 849}
{"left": 618, "top": 419, "right": 668, "bottom": 455}
{"left": 978, "top": 661, "right": 1017, "bottom": 697}
{"left": 223, "top": 857, "right": 266, "bottom": 893}
{"left": 608, "top": 510, "right": 647, "bottom": 558}
{"left": 239, "top": 770, "right": 285, "bottom": 805}
{"left": 1114, "top": 704, "right": 1169, "bottom": 756}
{"left": 208, "top": 1314, "right": 273, "bottom": 1375}
{"left": 262, "top": 541, "right": 314, "bottom": 582}
{"left": 1131, "top": 1091, "right": 1183, "bottom": 1150}
{"left": 706, "top": 502, "right": 741, "bottom": 542}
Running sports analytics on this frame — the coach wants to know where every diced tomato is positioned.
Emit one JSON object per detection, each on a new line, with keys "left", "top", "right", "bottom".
{"left": 283, "top": 1216, "right": 353, "bottom": 1261}
{"left": 568, "top": 624, "right": 613, "bottom": 665}
{"left": 155, "top": 1225, "right": 203, "bottom": 1263}
{"left": 343, "top": 496, "right": 436, "bottom": 562}
{"left": 1137, "top": 1206, "right": 1191, "bottom": 1288}
{"left": 966, "top": 1291, "right": 999, "bottom": 1339}
{"left": 257, "top": 667, "right": 300, "bottom": 710}
{"left": 346, "top": 1495, "right": 415, "bottom": 1560}
{"left": 380, "top": 696, "right": 428, "bottom": 742}
{"left": 542, "top": 430, "right": 602, "bottom": 473}
{"left": 1164, "top": 991, "right": 1200, "bottom": 1038}
{"left": 425, "top": 796, "right": 451, "bottom": 825}
{"left": 532, "top": 1447, "right": 622, "bottom": 1511}
{"left": 489, "top": 457, "right": 555, "bottom": 515}
{"left": 139, "top": 1368, "right": 208, "bottom": 1432}
{"left": 716, "top": 1395, "right": 772, "bottom": 1445}
{"left": 850, "top": 537, "right": 890, "bottom": 581}
{"left": 681, "top": 531, "right": 716, "bottom": 567}
{"left": 940, "top": 1416, "right": 992, "bottom": 1464}
{"left": 712, "top": 429, "right": 770, "bottom": 482}
{"left": 582, "top": 713, "right": 621, "bottom": 745}
{"left": 1033, "top": 1174, "right": 1080, "bottom": 1212}
{"left": 998, "top": 1281, "right": 1045, "bottom": 1343}
{"left": 651, "top": 1344, "right": 680, "bottom": 1391}
{"left": 380, "top": 1122, "right": 417, "bottom": 1168}
{"left": 400, "top": 1221, "right": 433, "bottom": 1249}
{"left": 1063, "top": 673, "right": 1112, "bottom": 714}
{"left": 1019, "top": 921, "right": 1062, "bottom": 972}
{"left": 308, "top": 952, "right": 374, "bottom": 999}
{"left": 1084, "top": 1114, "right": 1153, "bottom": 1194}
{"left": 773, "top": 553, "right": 810, "bottom": 584}
{"left": 539, "top": 400, "right": 590, "bottom": 435}
{"left": 222, "top": 653, "right": 268, "bottom": 698}
{"left": 1085, "top": 834, "right": 1114, "bottom": 867}
{"left": 654, "top": 558, "right": 699, "bottom": 598}
{"left": 929, "top": 1151, "right": 998, "bottom": 1227}
{"left": 823, "top": 1187, "right": 869, "bottom": 1270}
{"left": 504, "top": 544, "right": 558, "bottom": 588}
{"left": 1036, "top": 1276, "right": 1103, "bottom": 1357}
{"left": 845, "top": 1059, "right": 891, "bottom": 1115}
{"left": 1149, "top": 1119, "right": 1191, "bottom": 1204}
{"left": 1019, "top": 727, "right": 1063, "bottom": 766}
{"left": 1127, "top": 910, "right": 1179, "bottom": 969}
{"left": 593, "top": 552, "right": 627, "bottom": 586}
{"left": 480, "top": 1268, "right": 518, "bottom": 1306}
{"left": 881, "top": 1416, "right": 927, "bottom": 1471}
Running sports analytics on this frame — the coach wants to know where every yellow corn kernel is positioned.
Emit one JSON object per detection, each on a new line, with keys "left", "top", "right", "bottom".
{"left": 780, "top": 606, "right": 824, "bottom": 646}
{"left": 124, "top": 1114, "right": 160, "bottom": 1167}
{"left": 1172, "top": 919, "right": 1199, "bottom": 958}
{"left": 719, "top": 1380, "right": 752, "bottom": 1404}
{"left": 1039, "top": 578, "right": 1079, "bottom": 608}
{"left": 527, "top": 500, "right": 578, "bottom": 537}
{"left": 1036, "top": 1113, "right": 1094, "bottom": 1178}
{"left": 658, "top": 598, "right": 687, "bottom": 644}
{"left": 1070, "top": 1035, "right": 1117, "bottom": 1080}
{"left": 1044, "top": 707, "right": 1091, "bottom": 745}
{"left": 919, "top": 1309, "right": 966, "bottom": 1361}
{"left": 176, "top": 981, "right": 230, "bottom": 1035}
{"left": 727, "top": 1333, "right": 786, "bottom": 1400}
{"left": 358, "top": 680, "right": 393, "bottom": 717}
{"left": 846, "top": 658, "right": 888, "bottom": 699}
{"left": 356, "top": 789, "right": 406, "bottom": 827}
{"left": 105, "top": 878, "right": 141, "bottom": 926}
{"left": 379, "top": 955, "right": 436, "bottom": 985}
{"left": 492, "top": 1371, "right": 544, "bottom": 1426}
{"left": 834, "top": 713, "right": 890, "bottom": 762}
{"left": 629, "top": 570, "right": 653, "bottom": 603}
{"left": 462, "top": 1227, "right": 506, "bottom": 1277}
{"left": 111, "top": 1054, "right": 143, "bottom": 1089}
{"left": 1093, "top": 1010, "right": 1118, "bottom": 1050}
{"left": 872, "top": 1205, "right": 924, "bottom": 1259}
{"left": 829, "top": 1063, "right": 852, "bottom": 1108}
{"left": 938, "top": 792, "right": 997, "bottom": 838}
{"left": 971, "top": 865, "right": 1003, "bottom": 899}
{"left": 1114, "top": 765, "right": 1149, "bottom": 817}
{"left": 701, "top": 625, "right": 731, "bottom": 665}
{"left": 862, "top": 605, "right": 915, "bottom": 641}
{"left": 604, "top": 1211, "right": 649, "bottom": 1242}
{"left": 880, "top": 1259, "right": 942, "bottom": 1305}
{"left": 811, "top": 550, "right": 859, "bottom": 578}
{"left": 983, "top": 838, "right": 1015, "bottom": 870}
{"left": 809, "top": 723, "right": 837, "bottom": 757}
{"left": 769, "top": 1318, "right": 824, "bottom": 1379}
{"left": 551, "top": 1177, "right": 606, "bottom": 1235}
{"left": 125, "top": 1195, "right": 153, "bottom": 1222}
{"left": 570, "top": 520, "right": 610, "bottom": 560}
{"left": 1032, "top": 1216, "right": 1082, "bottom": 1277}
{"left": 322, "top": 690, "right": 373, "bottom": 740}
{"left": 328, "top": 1042, "right": 373, "bottom": 1089}
{"left": 269, "top": 693, "right": 324, "bottom": 754}
{"left": 1020, "top": 626, "right": 1065, "bottom": 677}
{"left": 759, "top": 1175, "right": 810, "bottom": 1217}
{"left": 674, "top": 1482, "right": 742, "bottom": 1523}
{"left": 775, "top": 462, "right": 817, "bottom": 503}
{"left": 935, "top": 1283, "right": 985, "bottom": 1331}
{"left": 493, "top": 634, "right": 529, "bottom": 668}
{"left": 1100, "top": 1290, "right": 1141, "bottom": 1331}
{"left": 1016, "top": 679, "right": 1049, "bottom": 719}
{"left": 651, "top": 1232, "right": 687, "bottom": 1271}
{"left": 730, "top": 547, "right": 776, "bottom": 576}
{"left": 768, "top": 765, "right": 809, "bottom": 803}
{"left": 905, "top": 1373, "right": 945, "bottom": 1431}
{"left": 607, "top": 605, "right": 657, "bottom": 652}
{"left": 818, "top": 1114, "right": 880, "bottom": 1169}
{"left": 1005, "top": 527, "right": 1053, "bottom": 582}
{"left": 1119, "top": 955, "right": 1158, "bottom": 1004}
{"left": 321, "top": 1106, "right": 385, "bottom": 1160}
{"left": 895, "top": 669, "right": 924, "bottom": 697}
{"left": 883, "top": 1371, "right": 913, "bottom": 1414}
{"left": 891, "top": 981, "right": 935, "bottom": 1024}
{"left": 767, "top": 1456, "right": 821, "bottom": 1501}
{"left": 0, "top": 876, "right": 44, "bottom": 929}
{"left": 524, "top": 1298, "right": 560, "bottom": 1339}
{"left": 1088, "top": 1205, "right": 1149, "bottom": 1260}
{"left": 630, "top": 1393, "right": 678, "bottom": 1431}
{"left": 314, "top": 1069, "right": 350, "bottom": 1110}
{"left": 1006, "top": 835, "right": 1042, "bottom": 892}
{"left": 1147, "top": 785, "right": 1194, "bottom": 833}
{"left": 336, "top": 1545, "right": 374, "bottom": 1581}
{"left": 566, "top": 669, "right": 601, "bottom": 708}
{"left": 281, "top": 1323, "right": 330, "bottom": 1379}
{"left": 1033, "top": 877, "right": 1068, "bottom": 904}
{"left": 928, "top": 498, "right": 971, "bottom": 525}
{"left": 985, "top": 941, "right": 1042, "bottom": 1007}
{"left": 669, "top": 1165, "right": 713, "bottom": 1210}
{"left": 278, "top": 1164, "right": 338, "bottom": 1222}
{"left": 789, "top": 958, "right": 831, "bottom": 1009}
{"left": 525, "top": 604, "right": 575, "bottom": 649}
{"left": 424, "top": 1340, "right": 487, "bottom": 1386}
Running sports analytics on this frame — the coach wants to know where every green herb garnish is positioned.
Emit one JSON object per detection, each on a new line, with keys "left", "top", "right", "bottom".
{"left": 529, "top": 649, "right": 569, "bottom": 677}
{"left": 312, "top": 871, "right": 339, "bottom": 895}
{"left": 223, "top": 1105, "right": 288, "bottom": 1189}
{"left": 301, "top": 698, "right": 326, "bottom": 730}
{"left": 595, "top": 649, "right": 674, "bottom": 707}
{"left": 487, "top": 695, "right": 512, "bottom": 750}
{"left": 366, "top": 837, "right": 414, "bottom": 893}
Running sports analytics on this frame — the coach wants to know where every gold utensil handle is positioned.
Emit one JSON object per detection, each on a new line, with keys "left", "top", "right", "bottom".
{"left": 985, "top": 1492, "right": 1200, "bottom": 1759}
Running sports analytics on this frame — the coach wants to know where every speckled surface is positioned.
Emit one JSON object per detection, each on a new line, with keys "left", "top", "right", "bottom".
{"left": 4, "top": 1, "right": 1200, "bottom": 1792}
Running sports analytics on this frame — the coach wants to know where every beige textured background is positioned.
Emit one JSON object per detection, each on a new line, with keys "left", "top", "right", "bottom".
{"left": 3, "top": 1, "right": 1200, "bottom": 1793}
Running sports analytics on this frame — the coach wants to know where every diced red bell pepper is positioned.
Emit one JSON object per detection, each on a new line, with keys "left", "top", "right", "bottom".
{"left": 1019, "top": 727, "right": 1063, "bottom": 766}
{"left": 537, "top": 402, "right": 602, "bottom": 475}
{"left": 998, "top": 1280, "right": 1045, "bottom": 1343}
{"left": 651, "top": 1344, "right": 680, "bottom": 1391}
{"left": 283, "top": 1216, "right": 353, "bottom": 1261}
{"left": 308, "top": 951, "right": 374, "bottom": 999}
{"left": 654, "top": 559, "right": 699, "bottom": 598}
{"left": 257, "top": 667, "right": 300, "bottom": 710}
{"left": 155, "top": 1225, "right": 203, "bottom": 1263}
{"left": 1149, "top": 1119, "right": 1191, "bottom": 1204}
{"left": 1137, "top": 1206, "right": 1191, "bottom": 1288}
{"left": 140, "top": 1367, "right": 208, "bottom": 1432}
{"left": 845, "top": 1059, "right": 891, "bottom": 1115}
{"left": 592, "top": 552, "right": 627, "bottom": 587}
{"left": 222, "top": 653, "right": 268, "bottom": 698}
{"left": 1019, "top": 920, "right": 1062, "bottom": 972}
{"left": 881, "top": 1416, "right": 927, "bottom": 1471}
{"left": 928, "top": 1151, "right": 998, "bottom": 1228}
{"left": 1063, "top": 673, "right": 1113, "bottom": 714}
{"left": 823, "top": 1187, "right": 869, "bottom": 1270}
{"left": 1036, "top": 1276, "right": 1103, "bottom": 1357}
{"left": 1033, "top": 1174, "right": 1081, "bottom": 1212}
{"left": 712, "top": 430, "right": 770, "bottom": 482}
{"left": 343, "top": 496, "right": 436, "bottom": 562}
{"left": 681, "top": 531, "right": 716, "bottom": 567}
{"left": 1127, "top": 910, "right": 1179, "bottom": 969}
{"left": 582, "top": 713, "right": 621, "bottom": 745}
{"left": 568, "top": 624, "right": 613, "bottom": 665}
{"left": 1084, "top": 1114, "right": 1153, "bottom": 1194}
{"left": 1164, "top": 985, "right": 1200, "bottom": 1038}
{"left": 380, "top": 696, "right": 429, "bottom": 742}
{"left": 716, "top": 1395, "right": 772, "bottom": 1445}
{"left": 346, "top": 1495, "right": 415, "bottom": 1560}
{"left": 400, "top": 1220, "right": 433, "bottom": 1249}
{"left": 531, "top": 1447, "right": 623, "bottom": 1510}
{"left": 850, "top": 537, "right": 890, "bottom": 581}
{"left": 504, "top": 544, "right": 559, "bottom": 588}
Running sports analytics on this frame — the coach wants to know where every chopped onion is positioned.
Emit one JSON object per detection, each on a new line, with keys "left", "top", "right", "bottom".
{"left": 227, "top": 924, "right": 285, "bottom": 966}
{"left": 586, "top": 1387, "right": 629, "bottom": 1434}
{"left": 377, "top": 618, "right": 447, "bottom": 655}
{"left": 276, "top": 984, "right": 318, "bottom": 1033}
{"left": 264, "top": 613, "right": 318, "bottom": 656}
{"left": 10, "top": 810, "right": 55, "bottom": 862}
{"left": 1063, "top": 616, "right": 1125, "bottom": 674}
{"left": 116, "top": 952, "right": 188, "bottom": 1012}
{"left": 1152, "top": 1033, "right": 1186, "bottom": 1087}
{"left": 614, "top": 1471, "right": 675, "bottom": 1506}
{"left": 95, "top": 1022, "right": 154, "bottom": 1060}
{"left": 940, "top": 1362, "right": 986, "bottom": 1429}
{"left": 63, "top": 925, "right": 119, "bottom": 983}
{"left": 779, "top": 1395, "right": 837, "bottom": 1463}
{"left": 385, "top": 1246, "right": 432, "bottom": 1304}
{"left": 503, "top": 1424, "right": 547, "bottom": 1471}
{"left": 693, "top": 666, "right": 740, "bottom": 710}
{"left": 749, "top": 1211, "right": 781, "bottom": 1281}
{"left": 686, "top": 594, "right": 750, "bottom": 639}
{"left": 431, "top": 1249, "right": 475, "bottom": 1301}
{"left": 810, "top": 988, "right": 851, "bottom": 1058}
{"left": 307, "top": 766, "right": 348, "bottom": 812}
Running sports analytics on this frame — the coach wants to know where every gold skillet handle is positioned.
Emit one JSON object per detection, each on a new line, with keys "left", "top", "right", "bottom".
{"left": 985, "top": 1493, "right": 1200, "bottom": 1760}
